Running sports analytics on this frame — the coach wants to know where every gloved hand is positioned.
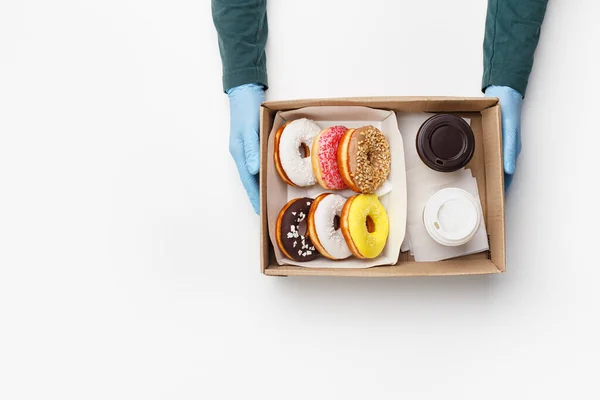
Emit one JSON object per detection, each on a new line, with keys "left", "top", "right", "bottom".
{"left": 227, "top": 83, "right": 265, "bottom": 214}
{"left": 485, "top": 85, "right": 523, "bottom": 191}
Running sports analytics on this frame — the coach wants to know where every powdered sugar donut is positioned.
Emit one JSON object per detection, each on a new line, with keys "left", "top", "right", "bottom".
{"left": 311, "top": 126, "right": 349, "bottom": 190}
{"left": 307, "top": 193, "right": 352, "bottom": 260}
{"left": 274, "top": 118, "right": 321, "bottom": 187}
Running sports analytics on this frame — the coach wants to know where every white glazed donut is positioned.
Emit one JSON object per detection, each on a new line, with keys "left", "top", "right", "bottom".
{"left": 307, "top": 193, "right": 352, "bottom": 260}
{"left": 274, "top": 118, "right": 321, "bottom": 187}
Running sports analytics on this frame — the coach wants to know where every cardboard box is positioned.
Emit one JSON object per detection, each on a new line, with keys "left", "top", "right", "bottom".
{"left": 260, "top": 97, "right": 504, "bottom": 277}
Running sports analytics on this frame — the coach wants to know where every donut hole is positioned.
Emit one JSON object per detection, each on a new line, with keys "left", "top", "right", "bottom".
{"left": 367, "top": 151, "right": 375, "bottom": 163}
{"left": 298, "top": 220, "right": 308, "bottom": 237}
{"left": 333, "top": 215, "right": 340, "bottom": 231}
{"left": 298, "top": 143, "right": 310, "bottom": 158}
{"left": 365, "top": 215, "right": 375, "bottom": 233}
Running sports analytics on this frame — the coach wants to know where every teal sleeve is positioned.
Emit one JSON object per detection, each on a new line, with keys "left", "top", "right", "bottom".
{"left": 482, "top": 0, "right": 549, "bottom": 96}
{"left": 212, "top": 0, "right": 268, "bottom": 92}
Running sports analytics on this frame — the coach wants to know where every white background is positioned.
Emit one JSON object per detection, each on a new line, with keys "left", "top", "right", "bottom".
{"left": 1, "top": 1, "right": 599, "bottom": 398}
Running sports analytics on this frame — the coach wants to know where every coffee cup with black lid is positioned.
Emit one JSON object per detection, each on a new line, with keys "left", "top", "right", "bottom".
{"left": 416, "top": 114, "right": 475, "bottom": 172}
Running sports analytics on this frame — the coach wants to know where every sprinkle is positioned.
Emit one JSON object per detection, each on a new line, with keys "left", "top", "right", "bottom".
{"left": 298, "top": 250, "right": 303, "bottom": 255}
{"left": 306, "top": 202, "right": 311, "bottom": 206}
{"left": 292, "top": 212, "right": 296, "bottom": 215}
{"left": 302, "top": 252, "right": 307, "bottom": 257}
{"left": 287, "top": 232, "right": 293, "bottom": 238}
{"left": 293, "top": 241, "right": 297, "bottom": 247}
{"left": 291, "top": 225, "right": 295, "bottom": 232}
{"left": 316, "top": 126, "right": 348, "bottom": 189}
{"left": 306, "top": 251, "right": 312, "bottom": 255}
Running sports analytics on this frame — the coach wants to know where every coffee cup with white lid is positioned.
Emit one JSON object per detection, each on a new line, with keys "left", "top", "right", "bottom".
{"left": 423, "top": 188, "right": 481, "bottom": 247}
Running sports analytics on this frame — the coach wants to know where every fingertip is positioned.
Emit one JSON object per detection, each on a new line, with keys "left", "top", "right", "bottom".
{"left": 503, "top": 141, "right": 517, "bottom": 175}
{"left": 246, "top": 155, "right": 260, "bottom": 175}
{"left": 504, "top": 159, "right": 516, "bottom": 175}
{"left": 244, "top": 134, "right": 261, "bottom": 175}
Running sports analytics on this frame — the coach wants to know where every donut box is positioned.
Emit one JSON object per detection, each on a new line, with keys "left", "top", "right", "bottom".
{"left": 259, "top": 97, "right": 505, "bottom": 277}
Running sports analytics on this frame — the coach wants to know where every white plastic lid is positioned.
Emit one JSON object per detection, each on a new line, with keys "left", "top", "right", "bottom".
{"left": 423, "top": 188, "right": 481, "bottom": 247}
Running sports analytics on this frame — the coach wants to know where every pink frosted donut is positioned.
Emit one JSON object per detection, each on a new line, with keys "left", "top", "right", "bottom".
{"left": 311, "top": 126, "right": 348, "bottom": 190}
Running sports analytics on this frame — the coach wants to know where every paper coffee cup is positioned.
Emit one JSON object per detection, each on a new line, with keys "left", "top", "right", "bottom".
{"left": 423, "top": 188, "right": 481, "bottom": 247}
{"left": 416, "top": 114, "right": 475, "bottom": 172}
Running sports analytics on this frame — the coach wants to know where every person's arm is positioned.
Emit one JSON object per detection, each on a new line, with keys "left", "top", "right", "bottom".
{"left": 212, "top": 0, "right": 268, "bottom": 214}
{"left": 483, "top": 0, "right": 548, "bottom": 96}
{"left": 482, "top": 0, "right": 549, "bottom": 190}
{"left": 212, "top": 0, "right": 268, "bottom": 92}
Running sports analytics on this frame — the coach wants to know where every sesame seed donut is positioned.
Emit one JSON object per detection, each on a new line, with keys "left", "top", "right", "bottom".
{"left": 274, "top": 118, "right": 321, "bottom": 187}
{"left": 307, "top": 193, "right": 352, "bottom": 260}
{"left": 276, "top": 197, "right": 319, "bottom": 261}
{"left": 337, "top": 125, "right": 391, "bottom": 193}
{"left": 311, "top": 126, "right": 349, "bottom": 190}
{"left": 340, "top": 194, "right": 389, "bottom": 259}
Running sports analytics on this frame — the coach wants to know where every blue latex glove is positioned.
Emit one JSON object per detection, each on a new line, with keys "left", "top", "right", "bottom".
{"left": 485, "top": 85, "right": 523, "bottom": 191}
{"left": 226, "top": 83, "right": 265, "bottom": 214}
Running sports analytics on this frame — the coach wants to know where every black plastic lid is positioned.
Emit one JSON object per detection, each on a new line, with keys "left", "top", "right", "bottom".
{"left": 416, "top": 114, "right": 475, "bottom": 172}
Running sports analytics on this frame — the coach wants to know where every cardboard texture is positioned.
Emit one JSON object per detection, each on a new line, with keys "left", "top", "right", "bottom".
{"left": 259, "top": 97, "right": 505, "bottom": 277}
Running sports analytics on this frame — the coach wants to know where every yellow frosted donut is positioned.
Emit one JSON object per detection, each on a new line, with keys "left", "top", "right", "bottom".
{"left": 340, "top": 194, "right": 389, "bottom": 259}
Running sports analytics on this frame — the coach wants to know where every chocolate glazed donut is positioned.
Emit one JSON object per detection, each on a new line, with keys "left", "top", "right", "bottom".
{"left": 276, "top": 197, "right": 319, "bottom": 261}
